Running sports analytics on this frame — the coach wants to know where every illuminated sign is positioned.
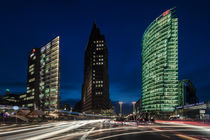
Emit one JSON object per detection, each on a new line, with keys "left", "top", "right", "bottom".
{"left": 163, "top": 10, "right": 170, "bottom": 16}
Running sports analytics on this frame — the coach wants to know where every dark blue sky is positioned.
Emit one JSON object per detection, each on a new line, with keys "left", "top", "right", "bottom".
{"left": 0, "top": 0, "right": 210, "bottom": 105}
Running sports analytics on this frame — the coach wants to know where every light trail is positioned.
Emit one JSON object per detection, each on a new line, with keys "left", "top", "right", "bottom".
{"left": 0, "top": 121, "right": 70, "bottom": 136}
{"left": 6, "top": 122, "right": 79, "bottom": 140}
{"left": 25, "top": 120, "right": 104, "bottom": 140}
{"left": 1, "top": 120, "right": 209, "bottom": 140}
{"left": 94, "top": 129, "right": 210, "bottom": 140}
{"left": 48, "top": 124, "right": 210, "bottom": 140}
{"left": 80, "top": 127, "right": 95, "bottom": 140}
{"left": 0, "top": 124, "right": 52, "bottom": 135}
{"left": 175, "top": 134, "right": 198, "bottom": 140}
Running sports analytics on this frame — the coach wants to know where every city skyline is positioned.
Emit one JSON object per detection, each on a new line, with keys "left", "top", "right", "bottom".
{"left": 0, "top": 0, "right": 210, "bottom": 105}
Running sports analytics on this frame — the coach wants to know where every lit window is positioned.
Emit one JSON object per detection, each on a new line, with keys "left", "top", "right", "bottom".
{"left": 29, "top": 78, "right": 35, "bottom": 83}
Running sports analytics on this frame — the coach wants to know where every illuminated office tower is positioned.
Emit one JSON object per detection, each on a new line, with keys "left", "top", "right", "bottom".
{"left": 141, "top": 8, "right": 178, "bottom": 116}
{"left": 39, "top": 36, "right": 60, "bottom": 110}
{"left": 81, "top": 22, "right": 111, "bottom": 113}
{"left": 26, "top": 36, "right": 60, "bottom": 110}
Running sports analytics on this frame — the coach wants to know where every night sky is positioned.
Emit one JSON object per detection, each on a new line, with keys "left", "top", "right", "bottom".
{"left": 0, "top": 0, "right": 210, "bottom": 106}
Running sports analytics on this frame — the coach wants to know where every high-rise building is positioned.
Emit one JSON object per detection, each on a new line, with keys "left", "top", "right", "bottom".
{"left": 81, "top": 22, "right": 111, "bottom": 114}
{"left": 178, "top": 79, "right": 198, "bottom": 106}
{"left": 141, "top": 8, "right": 178, "bottom": 117}
{"left": 26, "top": 36, "right": 60, "bottom": 110}
{"left": 26, "top": 48, "right": 41, "bottom": 109}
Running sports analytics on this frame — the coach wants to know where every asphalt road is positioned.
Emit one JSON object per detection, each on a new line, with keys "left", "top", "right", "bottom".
{"left": 0, "top": 120, "right": 210, "bottom": 140}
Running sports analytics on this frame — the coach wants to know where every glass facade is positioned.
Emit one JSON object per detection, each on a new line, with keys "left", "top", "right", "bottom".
{"left": 141, "top": 8, "right": 178, "bottom": 113}
{"left": 40, "top": 36, "right": 60, "bottom": 110}
{"left": 178, "top": 79, "right": 198, "bottom": 106}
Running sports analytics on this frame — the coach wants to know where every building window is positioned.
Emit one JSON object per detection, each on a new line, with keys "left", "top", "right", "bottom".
{"left": 29, "top": 78, "right": 35, "bottom": 83}
{"left": 96, "top": 92, "right": 103, "bottom": 95}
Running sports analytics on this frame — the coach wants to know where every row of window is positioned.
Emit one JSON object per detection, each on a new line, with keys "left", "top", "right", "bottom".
{"left": 95, "top": 84, "right": 103, "bottom": 87}
{"left": 93, "top": 40, "right": 104, "bottom": 43}
{"left": 96, "top": 48, "right": 104, "bottom": 51}
{"left": 29, "top": 78, "right": 35, "bottom": 83}
{"left": 29, "top": 67, "right": 34, "bottom": 72}
{"left": 96, "top": 92, "right": 103, "bottom": 95}
{"left": 93, "top": 80, "right": 103, "bottom": 84}
{"left": 96, "top": 44, "right": 104, "bottom": 47}
{"left": 29, "top": 64, "right": 34, "bottom": 68}
{"left": 93, "top": 62, "right": 103, "bottom": 65}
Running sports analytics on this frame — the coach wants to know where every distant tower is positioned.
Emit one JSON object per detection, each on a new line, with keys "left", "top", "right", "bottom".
{"left": 81, "top": 22, "right": 112, "bottom": 114}
{"left": 141, "top": 8, "right": 178, "bottom": 118}
{"left": 178, "top": 79, "right": 198, "bottom": 106}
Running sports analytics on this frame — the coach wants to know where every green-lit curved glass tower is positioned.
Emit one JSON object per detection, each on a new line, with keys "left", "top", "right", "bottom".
{"left": 141, "top": 8, "right": 178, "bottom": 116}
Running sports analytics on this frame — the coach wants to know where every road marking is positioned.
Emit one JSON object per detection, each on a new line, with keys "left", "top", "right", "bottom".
{"left": 80, "top": 127, "right": 95, "bottom": 140}
{"left": 160, "top": 134, "right": 171, "bottom": 139}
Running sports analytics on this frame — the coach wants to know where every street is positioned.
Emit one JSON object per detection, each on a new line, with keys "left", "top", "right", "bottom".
{"left": 0, "top": 120, "right": 210, "bottom": 140}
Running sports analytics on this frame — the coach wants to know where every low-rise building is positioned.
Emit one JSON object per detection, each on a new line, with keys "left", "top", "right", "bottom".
{"left": 175, "top": 101, "right": 210, "bottom": 120}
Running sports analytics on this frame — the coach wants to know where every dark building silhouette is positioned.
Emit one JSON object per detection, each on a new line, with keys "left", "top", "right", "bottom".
{"left": 135, "top": 97, "right": 142, "bottom": 118}
{"left": 178, "top": 79, "right": 199, "bottom": 106}
{"left": 81, "top": 22, "right": 112, "bottom": 114}
{"left": 26, "top": 48, "right": 41, "bottom": 109}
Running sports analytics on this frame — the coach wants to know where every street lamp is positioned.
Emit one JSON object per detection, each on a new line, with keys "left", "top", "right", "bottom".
{"left": 132, "top": 102, "right": 136, "bottom": 114}
{"left": 132, "top": 102, "right": 136, "bottom": 121}
{"left": 118, "top": 102, "right": 123, "bottom": 117}
{"left": 13, "top": 106, "right": 19, "bottom": 124}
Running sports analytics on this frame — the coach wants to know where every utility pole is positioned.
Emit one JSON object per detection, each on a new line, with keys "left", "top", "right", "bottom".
{"left": 132, "top": 102, "right": 136, "bottom": 120}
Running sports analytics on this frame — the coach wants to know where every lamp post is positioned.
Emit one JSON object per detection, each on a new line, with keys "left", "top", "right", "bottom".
{"left": 132, "top": 102, "right": 136, "bottom": 120}
{"left": 13, "top": 106, "right": 19, "bottom": 124}
{"left": 132, "top": 102, "right": 136, "bottom": 114}
{"left": 118, "top": 102, "right": 123, "bottom": 117}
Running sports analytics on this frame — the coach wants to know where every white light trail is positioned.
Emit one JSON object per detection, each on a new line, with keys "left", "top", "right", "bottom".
{"left": 26, "top": 120, "right": 104, "bottom": 140}
{"left": 80, "top": 127, "right": 95, "bottom": 140}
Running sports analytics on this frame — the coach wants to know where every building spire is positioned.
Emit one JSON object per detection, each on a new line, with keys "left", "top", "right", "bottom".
{"left": 93, "top": 20, "right": 97, "bottom": 29}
